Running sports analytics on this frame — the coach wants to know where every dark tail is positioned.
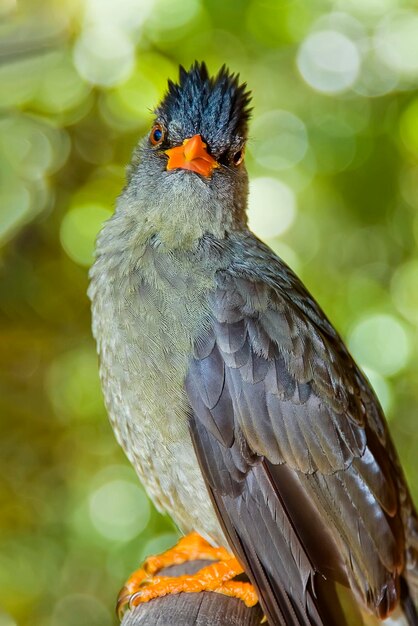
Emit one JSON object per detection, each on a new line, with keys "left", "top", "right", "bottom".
{"left": 191, "top": 418, "right": 348, "bottom": 625}
{"left": 401, "top": 577, "right": 418, "bottom": 626}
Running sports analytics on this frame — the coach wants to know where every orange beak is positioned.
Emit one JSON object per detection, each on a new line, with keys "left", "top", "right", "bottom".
{"left": 165, "top": 134, "right": 219, "bottom": 177}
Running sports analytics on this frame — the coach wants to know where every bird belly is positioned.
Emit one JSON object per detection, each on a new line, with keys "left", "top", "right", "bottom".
{"left": 90, "top": 257, "right": 226, "bottom": 548}
{"left": 106, "top": 379, "right": 225, "bottom": 547}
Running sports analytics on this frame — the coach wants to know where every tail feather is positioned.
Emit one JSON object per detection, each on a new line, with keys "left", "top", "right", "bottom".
{"left": 190, "top": 416, "right": 416, "bottom": 625}
{"left": 400, "top": 577, "right": 418, "bottom": 626}
{"left": 208, "top": 463, "right": 349, "bottom": 625}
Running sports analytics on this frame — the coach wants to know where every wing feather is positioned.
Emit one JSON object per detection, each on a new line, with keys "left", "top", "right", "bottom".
{"left": 186, "top": 235, "right": 418, "bottom": 623}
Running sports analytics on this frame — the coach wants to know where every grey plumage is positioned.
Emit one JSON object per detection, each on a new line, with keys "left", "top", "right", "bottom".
{"left": 89, "top": 62, "right": 418, "bottom": 626}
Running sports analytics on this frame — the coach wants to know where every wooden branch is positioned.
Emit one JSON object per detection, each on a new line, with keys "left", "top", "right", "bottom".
{"left": 120, "top": 560, "right": 264, "bottom": 626}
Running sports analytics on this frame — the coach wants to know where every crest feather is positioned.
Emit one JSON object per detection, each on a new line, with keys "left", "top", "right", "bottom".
{"left": 156, "top": 61, "right": 252, "bottom": 148}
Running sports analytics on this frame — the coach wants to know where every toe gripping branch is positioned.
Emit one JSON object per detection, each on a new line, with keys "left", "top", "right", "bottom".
{"left": 116, "top": 532, "right": 258, "bottom": 619}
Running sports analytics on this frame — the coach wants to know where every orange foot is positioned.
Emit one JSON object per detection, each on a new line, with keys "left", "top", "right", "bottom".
{"left": 116, "top": 531, "right": 258, "bottom": 619}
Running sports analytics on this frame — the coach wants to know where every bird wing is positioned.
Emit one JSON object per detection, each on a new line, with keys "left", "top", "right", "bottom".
{"left": 185, "top": 234, "right": 416, "bottom": 626}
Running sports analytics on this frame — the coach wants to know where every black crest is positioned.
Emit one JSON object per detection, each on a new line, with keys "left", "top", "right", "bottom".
{"left": 156, "top": 62, "right": 252, "bottom": 152}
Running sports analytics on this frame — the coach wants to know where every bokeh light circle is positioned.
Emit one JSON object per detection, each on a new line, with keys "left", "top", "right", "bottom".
{"left": 84, "top": 0, "right": 154, "bottom": 34}
{"left": 60, "top": 203, "right": 112, "bottom": 267}
{"left": 0, "top": 181, "right": 31, "bottom": 245}
{"left": 50, "top": 594, "right": 112, "bottom": 626}
{"left": 362, "top": 367, "right": 393, "bottom": 415}
{"left": 348, "top": 313, "right": 410, "bottom": 377}
{"left": 375, "top": 11, "right": 418, "bottom": 80}
{"left": 248, "top": 178, "right": 296, "bottom": 239}
{"left": 297, "top": 30, "right": 361, "bottom": 94}
{"left": 354, "top": 45, "right": 398, "bottom": 97}
{"left": 312, "top": 11, "right": 366, "bottom": 41}
{"left": 73, "top": 27, "right": 135, "bottom": 87}
{"left": 89, "top": 480, "right": 151, "bottom": 541}
{"left": 391, "top": 260, "right": 418, "bottom": 326}
{"left": 335, "top": 0, "right": 398, "bottom": 18}
{"left": 46, "top": 347, "right": 104, "bottom": 422}
{"left": 146, "top": 0, "right": 201, "bottom": 38}
{"left": 250, "top": 110, "right": 308, "bottom": 171}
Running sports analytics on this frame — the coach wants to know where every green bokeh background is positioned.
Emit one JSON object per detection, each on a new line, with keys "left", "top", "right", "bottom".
{"left": 1, "top": 0, "right": 418, "bottom": 624}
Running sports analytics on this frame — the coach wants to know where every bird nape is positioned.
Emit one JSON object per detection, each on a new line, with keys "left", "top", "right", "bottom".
{"left": 88, "top": 62, "right": 418, "bottom": 626}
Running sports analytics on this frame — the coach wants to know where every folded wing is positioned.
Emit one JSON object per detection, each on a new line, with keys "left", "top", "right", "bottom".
{"left": 186, "top": 236, "right": 417, "bottom": 625}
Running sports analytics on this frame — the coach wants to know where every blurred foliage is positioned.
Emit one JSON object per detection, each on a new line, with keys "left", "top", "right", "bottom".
{"left": 1, "top": 0, "right": 418, "bottom": 624}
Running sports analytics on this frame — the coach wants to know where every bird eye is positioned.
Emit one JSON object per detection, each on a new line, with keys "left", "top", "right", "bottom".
{"left": 233, "top": 147, "right": 245, "bottom": 166}
{"left": 150, "top": 124, "right": 165, "bottom": 146}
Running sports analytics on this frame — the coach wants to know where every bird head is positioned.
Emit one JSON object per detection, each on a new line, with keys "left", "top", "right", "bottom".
{"left": 154, "top": 62, "right": 251, "bottom": 177}
{"left": 122, "top": 62, "right": 252, "bottom": 247}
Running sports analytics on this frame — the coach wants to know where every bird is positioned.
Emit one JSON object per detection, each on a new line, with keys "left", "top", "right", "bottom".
{"left": 88, "top": 62, "right": 418, "bottom": 626}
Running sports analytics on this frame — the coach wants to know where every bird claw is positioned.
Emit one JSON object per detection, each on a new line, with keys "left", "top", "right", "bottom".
{"left": 116, "top": 589, "right": 129, "bottom": 620}
{"left": 115, "top": 532, "right": 259, "bottom": 620}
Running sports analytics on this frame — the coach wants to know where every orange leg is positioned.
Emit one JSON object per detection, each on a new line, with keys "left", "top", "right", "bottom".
{"left": 116, "top": 532, "right": 258, "bottom": 619}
